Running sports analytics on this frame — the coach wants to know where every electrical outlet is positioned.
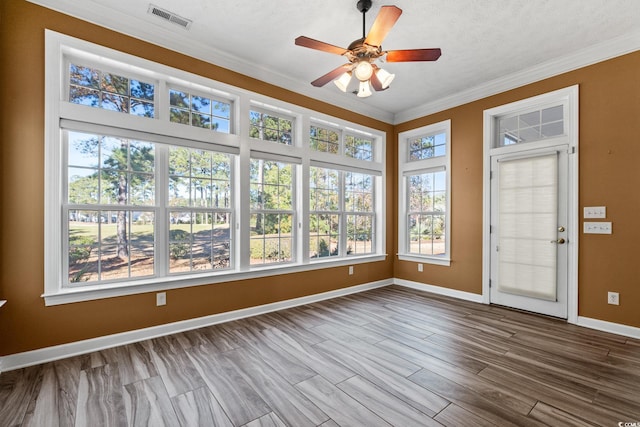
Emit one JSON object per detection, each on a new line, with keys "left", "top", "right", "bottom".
{"left": 417, "top": 263, "right": 423, "bottom": 272}
{"left": 348, "top": 266, "right": 354, "bottom": 275}
{"left": 156, "top": 292, "right": 166, "bottom": 306}
{"left": 607, "top": 292, "right": 619, "bottom": 305}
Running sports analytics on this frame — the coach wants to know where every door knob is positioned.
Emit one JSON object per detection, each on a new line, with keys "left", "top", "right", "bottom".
{"left": 550, "top": 238, "right": 566, "bottom": 244}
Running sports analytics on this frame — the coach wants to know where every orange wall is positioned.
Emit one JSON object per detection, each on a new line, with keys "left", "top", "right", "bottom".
{"left": 0, "top": 0, "right": 394, "bottom": 356}
{"left": 394, "top": 53, "right": 640, "bottom": 329}
{"left": 1, "top": 0, "right": 639, "bottom": 357}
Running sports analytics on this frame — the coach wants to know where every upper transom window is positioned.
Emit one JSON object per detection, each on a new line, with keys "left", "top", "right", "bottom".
{"left": 169, "top": 88, "right": 231, "bottom": 133}
{"left": 250, "top": 109, "right": 293, "bottom": 145}
{"left": 408, "top": 132, "right": 446, "bottom": 161}
{"left": 497, "top": 104, "right": 564, "bottom": 146}
{"left": 345, "top": 134, "right": 373, "bottom": 161}
{"left": 310, "top": 125, "right": 340, "bottom": 154}
{"left": 69, "top": 63, "right": 155, "bottom": 117}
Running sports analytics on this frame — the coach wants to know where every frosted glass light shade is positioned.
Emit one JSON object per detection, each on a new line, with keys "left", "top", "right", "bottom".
{"left": 357, "top": 80, "right": 372, "bottom": 98}
{"left": 376, "top": 68, "right": 395, "bottom": 89}
{"left": 334, "top": 72, "right": 352, "bottom": 92}
{"left": 354, "top": 61, "right": 374, "bottom": 81}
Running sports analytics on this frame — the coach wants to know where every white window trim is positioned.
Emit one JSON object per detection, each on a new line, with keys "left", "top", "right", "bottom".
{"left": 397, "top": 119, "right": 451, "bottom": 266}
{"left": 44, "top": 30, "right": 386, "bottom": 306}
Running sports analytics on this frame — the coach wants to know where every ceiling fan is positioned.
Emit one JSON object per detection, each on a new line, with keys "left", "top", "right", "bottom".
{"left": 295, "top": 0, "right": 442, "bottom": 97}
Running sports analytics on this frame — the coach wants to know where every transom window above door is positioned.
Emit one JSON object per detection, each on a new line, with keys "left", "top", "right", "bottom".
{"left": 497, "top": 104, "right": 564, "bottom": 147}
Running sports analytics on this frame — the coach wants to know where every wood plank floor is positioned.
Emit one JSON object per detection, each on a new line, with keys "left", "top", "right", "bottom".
{"left": 1, "top": 285, "right": 639, "bottom": 426}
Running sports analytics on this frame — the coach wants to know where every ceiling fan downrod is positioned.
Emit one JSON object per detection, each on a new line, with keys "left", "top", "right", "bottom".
{"left": 357, "top": 0, "right": 372, "bottom": 38}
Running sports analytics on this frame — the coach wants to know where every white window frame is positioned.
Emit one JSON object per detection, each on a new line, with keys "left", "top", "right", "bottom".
{"left": 397, "top": 119, "right": 451, "bottom": 266}
{"left": 44, "top": 30, "right": 386, "bottom": 306}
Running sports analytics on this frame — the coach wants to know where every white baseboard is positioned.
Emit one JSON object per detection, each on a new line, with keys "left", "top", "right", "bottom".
{"left": 577, "top": 316, "right": 640, "bottom": 340}
{"left": 0, "top": 279, "right": 392, "bottom": 373}
{"left": 394, "top": 278, "right": 484, "bottom": 303}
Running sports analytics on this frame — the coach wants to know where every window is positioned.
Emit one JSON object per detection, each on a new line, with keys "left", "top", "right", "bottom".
{"left": 66, "top": 131, "right": 156, "bottom": 284}
{"left": 45, "top": 31, "right": 385, "bottom": 305}
{"left": 497, "top": 104, "right": 564, "bottom": 146}
{"left": 65, "top": 130, "right": 235, "bottom": 285}
{"left": 345, "top": 134, "right": 373, "bottom": 161}
{"left": 249, "top": 109, "right": 293, "bottom": 145}
{"left": 308, "top": 167, "right": 375, "bottom": 259}
{"left": 310, "top": 125, "right": 340, "bottom": 154}
{"left": 250, "top": 159, "right": 295, "bottom": 264}
{"left": 308, "top": 119, "right": 380, "bottom": 261}
{"left": 345, "top": 172, "right": 375, "bottom": 254}
{"left": 408, "top": 133, "right": 446, "bottom": 160}
{"left": 69, "top": 63, "right": 155, "bottom": 117}
{"left": 169, "top": 88, "right": 231, "bottom": 133}
{"left": 398, "top": 120, "right": 451, "bottom": 265}
{"left": 309, "top": 167, "right": 340, "bottom": 258}
{"left": 406, "top": 171, "right": 446, "bottom": 255}
{"left": 309, "top": 125, "right": 374, "bottom": 162}
{"left": 168, "top": 147, "right": 232, "bottom": 272}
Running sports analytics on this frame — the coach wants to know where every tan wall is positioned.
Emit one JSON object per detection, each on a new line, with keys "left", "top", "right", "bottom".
{"left": 0, "top": 0, "right": 394, "bottom": 356}
{"left": 1, "top": 0, "right": 639, "bottom": 357}
{"left": 394, "top": 53, "right": 640, "bottom": 329}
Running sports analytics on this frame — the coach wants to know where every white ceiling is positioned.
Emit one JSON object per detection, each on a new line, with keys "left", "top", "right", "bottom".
{"left": 29, "top": 0, "right": 640, "bottom": 123}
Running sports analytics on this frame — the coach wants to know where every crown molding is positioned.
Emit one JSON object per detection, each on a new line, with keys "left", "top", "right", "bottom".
{"left": 394, "top": 29, "right": 640, "bottom": 124}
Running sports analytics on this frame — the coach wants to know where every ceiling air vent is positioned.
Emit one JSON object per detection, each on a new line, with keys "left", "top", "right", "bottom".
{"left": 147, "top": 4, "right": 192, "bottom": 30}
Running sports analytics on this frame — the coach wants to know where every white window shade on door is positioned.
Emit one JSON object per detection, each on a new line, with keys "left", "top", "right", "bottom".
{"left": 497, "top": 153, "right": 558, "bottom": 301}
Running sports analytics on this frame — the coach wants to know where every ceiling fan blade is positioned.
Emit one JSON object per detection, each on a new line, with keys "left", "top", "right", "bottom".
{"left": 311, "top": 64, "right": 352, "bottom": 87}
{"left": 364, "top": 5, "right": 402, "bottom": 47}
{"left": 295, "top": 36, "right": 348, "bottom": 55}
{"left": 386, "top": 48, "right": 442, "bottom": 62}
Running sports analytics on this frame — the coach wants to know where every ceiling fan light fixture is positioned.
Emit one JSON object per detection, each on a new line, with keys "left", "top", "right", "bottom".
{"left": 354, "top": 61, "right": 374, "bottom": 81}
{"left": 357, "top": 80, "right": 372, "bottom": 97}
{"left": 376, "top": 68, "right": 395, "bottom": 89}
{"left": 334, "top": 72, "right": 352, "bottom": 92}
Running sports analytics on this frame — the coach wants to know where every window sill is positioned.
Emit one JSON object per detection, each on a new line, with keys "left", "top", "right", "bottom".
{"left": 397, "top": 254, "right": 451, "bottom": 267}
{"left": 43, "top": 254, "right": 387, "bottom": 306}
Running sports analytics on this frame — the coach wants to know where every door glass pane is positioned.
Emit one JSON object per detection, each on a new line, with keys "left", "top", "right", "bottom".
{"left": 497, "top": 154, "right": 558, "bottom": 300}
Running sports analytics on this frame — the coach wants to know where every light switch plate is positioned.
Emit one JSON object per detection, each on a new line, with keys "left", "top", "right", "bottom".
{"left": 584, "top": 206, "right": 606, "bottom": 219}
{"left": 583, "top": 222, "right": 612, "bottom": 234}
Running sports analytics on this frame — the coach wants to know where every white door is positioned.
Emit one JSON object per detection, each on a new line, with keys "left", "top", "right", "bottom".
{"left": 490, "top": 146, "right": 569, "bottom": 318}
